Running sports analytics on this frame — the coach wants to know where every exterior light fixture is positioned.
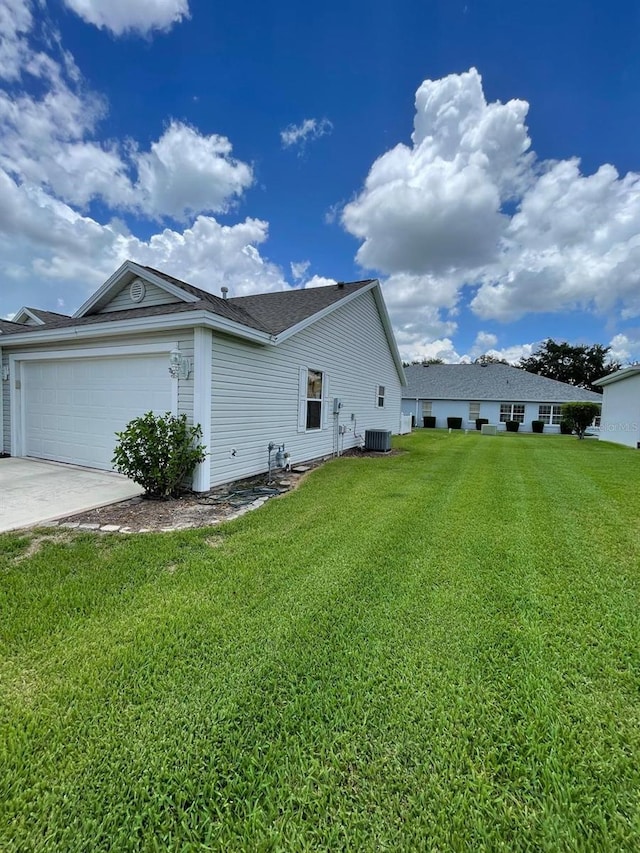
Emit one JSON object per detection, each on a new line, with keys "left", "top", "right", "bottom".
{"left": 168, "top": 348, "right": 192, "bottom": 380}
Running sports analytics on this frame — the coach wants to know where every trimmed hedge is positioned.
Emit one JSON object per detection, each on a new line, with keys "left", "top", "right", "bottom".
{"left": 423, "top": 416, "right": 436, "bottom": 428}
{"left": 505, "top": 420, "right": 520, "bottom": 433}
{"left": 476, "top": 418, "right": 489, "bottom": 431}
{"left": 531, "top": 420, "right": 544, "bottom": 433}
{"left": 447, "top": 417, "right": 463, "bottom": 430}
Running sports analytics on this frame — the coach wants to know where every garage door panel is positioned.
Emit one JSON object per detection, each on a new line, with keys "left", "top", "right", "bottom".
{"left": 23, "top": 354, "right": 173, "bottom": 470}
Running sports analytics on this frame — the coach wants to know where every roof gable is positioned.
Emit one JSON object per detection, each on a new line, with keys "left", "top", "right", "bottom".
{"left": 12, "top": 307, "right": 69, "bottom": 326}
{"left": 74, "top": 261, "right": 201, "bottom": 318}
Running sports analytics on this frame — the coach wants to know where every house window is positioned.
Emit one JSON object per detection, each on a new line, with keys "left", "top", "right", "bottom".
{"left": 306, "top": 369, "right": 323, "bottom": 430}
{"left": 500, "top": 403, "right": 525, "bottom": 423}
{"left": 377, "top": 385, "right": 385, "bottom": 408}
{"left": 538, "top": 404, "right": 563, "bottom": 425}
{"left": 469, "top": 401, "right": 481, "bottom": 421}
{"left": 422, "top": 401, "right": 432, "bottom": 417}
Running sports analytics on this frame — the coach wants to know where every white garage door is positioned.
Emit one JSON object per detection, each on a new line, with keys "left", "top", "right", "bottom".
{"left": 23, "top": 354, "right": 173, "bottom": 470}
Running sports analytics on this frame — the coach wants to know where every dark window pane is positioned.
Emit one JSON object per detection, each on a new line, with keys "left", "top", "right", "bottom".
{"left": 307, "top": 400, "right": 321, "bottom": 429}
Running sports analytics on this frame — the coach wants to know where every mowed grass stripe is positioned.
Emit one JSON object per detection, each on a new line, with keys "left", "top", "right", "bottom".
{"left": 1, "top": 432, "right": 639, "bottom": 851}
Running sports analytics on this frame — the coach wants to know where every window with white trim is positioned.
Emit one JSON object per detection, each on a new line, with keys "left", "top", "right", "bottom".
{"left": 422, "top": 401, "right": 432, "bottom": 417}
{"left": 306, "top": 369, "right": 323, "bottom": 430}
{"left": 500, "top": 403, "right": 525, "bottom": 423}
{"left": 376, "top": 385, "right": 385, "bottom": 408}
{"left": 469, "top": 401, "right": 481, "bottom": 421}
{"left": 538, "top": 404, "right": 563, "bottom": 425}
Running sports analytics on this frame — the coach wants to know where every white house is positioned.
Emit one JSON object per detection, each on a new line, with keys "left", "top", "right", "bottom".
{"left": 593, "top": 366, "right": 640, "bottom": 449}
{"left": 401, "top": 363, "right": 602, "bottom": 432}
{"left": 0, "top": 261, "right": 405, "bottom": 490}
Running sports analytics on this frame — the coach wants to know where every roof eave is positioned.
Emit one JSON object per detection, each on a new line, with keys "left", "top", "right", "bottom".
{"left": 593, "top": 366, "right": 640, "bottom": 387}
{"left": 0, "top": 309, "right": 273, "bottom": 347}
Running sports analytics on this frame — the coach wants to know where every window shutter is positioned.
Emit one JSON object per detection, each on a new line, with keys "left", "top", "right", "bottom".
{"left": 322, "top": 373, "right": 330, "bottom": 429}
{"left": 298, "top": 367, "right": 307, "bottom": 432}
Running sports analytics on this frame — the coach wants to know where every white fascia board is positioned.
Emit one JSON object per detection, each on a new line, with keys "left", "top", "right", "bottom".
{"left": 593, "top": 366, "right": 640, "bottom": 387}
{"left": 370, "top": 284, "right": 407, "bottom": 385}
{"left": 73, "top": 260, "right": 200, "bottom": 318}
{"left": 1, "top": 310, "right": 273, "bottom": 347}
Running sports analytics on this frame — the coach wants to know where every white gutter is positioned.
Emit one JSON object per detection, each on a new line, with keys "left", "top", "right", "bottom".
{"left": 0, "top": 309, "right": 274, "bottom": 348}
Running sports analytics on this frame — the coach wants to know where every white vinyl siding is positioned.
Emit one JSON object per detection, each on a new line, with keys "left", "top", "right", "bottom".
{"left": 209, "top": 289, "right": 402, "bottom": 487}
{"left": 98, "top": 281, "right": 180, "bottom": 313}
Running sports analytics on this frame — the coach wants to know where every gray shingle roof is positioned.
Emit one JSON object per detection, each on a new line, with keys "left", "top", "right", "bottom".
{"left": 229, "top": 281, "right": 375, "bottom": 335}
{"left": 143, "top": 265, "right": 374, "bottom": 334}
{"left": 0, "top": 319, "right": 28, "bottom": 333}
{"left": 402, "top": 363, "right": 602, "bottom": 403}
{"left": 0, "top": 266, "right": 376, "bottom": 339}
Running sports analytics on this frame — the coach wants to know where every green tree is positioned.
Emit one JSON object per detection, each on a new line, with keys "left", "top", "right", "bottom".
{"left": 561, "top": 402, "right": 601, "bottom": 440}
{"left": 519, "top": 339, "right": 620, "bottom": 392}
{"left": 474, "top": 354, "right": 509, "bottom": 365}
{"left": 403, "top": 358, "right": 445, "bottom": 366}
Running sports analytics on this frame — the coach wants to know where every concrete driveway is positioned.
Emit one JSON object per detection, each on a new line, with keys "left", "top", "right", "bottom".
{"left": 0, "top": 458, "right": 143, "bottom": 533}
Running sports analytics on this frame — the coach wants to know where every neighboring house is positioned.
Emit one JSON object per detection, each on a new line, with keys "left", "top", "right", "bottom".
{"left": 0, "top": 261, "right": 405, "bottom": 491}
{"left": 593, "top": 366, "right": 640, "bottom": 449}
{"left": 401, "top": 363, "right": 602, "bottom": 432}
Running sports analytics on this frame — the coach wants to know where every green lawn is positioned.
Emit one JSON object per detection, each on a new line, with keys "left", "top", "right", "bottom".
{"left": 1, "top": 431, "right": 639, "bottom": 851}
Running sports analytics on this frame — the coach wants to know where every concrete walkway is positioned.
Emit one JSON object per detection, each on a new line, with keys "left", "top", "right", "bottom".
{"left": 0, "top": 458, "right": 143, "bottom": 533}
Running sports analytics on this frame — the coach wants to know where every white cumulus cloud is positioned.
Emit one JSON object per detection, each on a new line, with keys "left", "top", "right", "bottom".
{"left": 342, "top": 67, "right": 640, "bottom": 352}
{"left": 0, "top": 2, "right": 287, "bottom": 316}
{"left": 133, "top": 122, "right": 254, "bottom": 220}
{"left": 62, "top": 0, "right": 190, "bottom": 37}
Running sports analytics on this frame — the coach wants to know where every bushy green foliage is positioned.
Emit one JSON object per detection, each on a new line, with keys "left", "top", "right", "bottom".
{"left": 561, "top": 401, "right": 601, "bottom": 439}
{"left": 505, "top": 420, "right": 520, "bottom": 432}
{"left": 112, "top": 411, "right": 207, "bottom": 497}
{"left": 519, "top": 339, "right": 619, "bottom": 391}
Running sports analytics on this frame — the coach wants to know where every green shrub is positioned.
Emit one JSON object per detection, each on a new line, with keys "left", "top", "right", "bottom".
{"left": 423, "top": 416, "right": 436, "bottom": 428}
{"left": 112, "top": 412, "right": 207, "bottom": 498}
{"left": 531, "top": 420, "right": 544, "bottom": 433}
{"left": 561, "top": 401, "right": 601, "bottom": 440}
{"left": 505, "top": 420, "right": 520, "bottom": 432}
{"left": 476, "top": 418, "right": 489, "bottom": 431}
{"left": 447, "top": 416, "right": 463, "bottom": 429}
{"left": 560, "top": 419, "right": 573, "bottom": 435}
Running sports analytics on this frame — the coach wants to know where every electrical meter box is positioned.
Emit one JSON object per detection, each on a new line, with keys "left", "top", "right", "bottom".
{"left": 333, "top": 398, "right": 342, "bottom": 414}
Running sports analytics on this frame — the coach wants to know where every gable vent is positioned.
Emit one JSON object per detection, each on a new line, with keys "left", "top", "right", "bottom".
{"left": 129, "top": 278, "right": 146, "bottom": 303}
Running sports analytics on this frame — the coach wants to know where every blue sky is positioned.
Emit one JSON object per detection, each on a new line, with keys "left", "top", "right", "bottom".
{"left": 2, "top": 0, "right": 640, "bottom": 363}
